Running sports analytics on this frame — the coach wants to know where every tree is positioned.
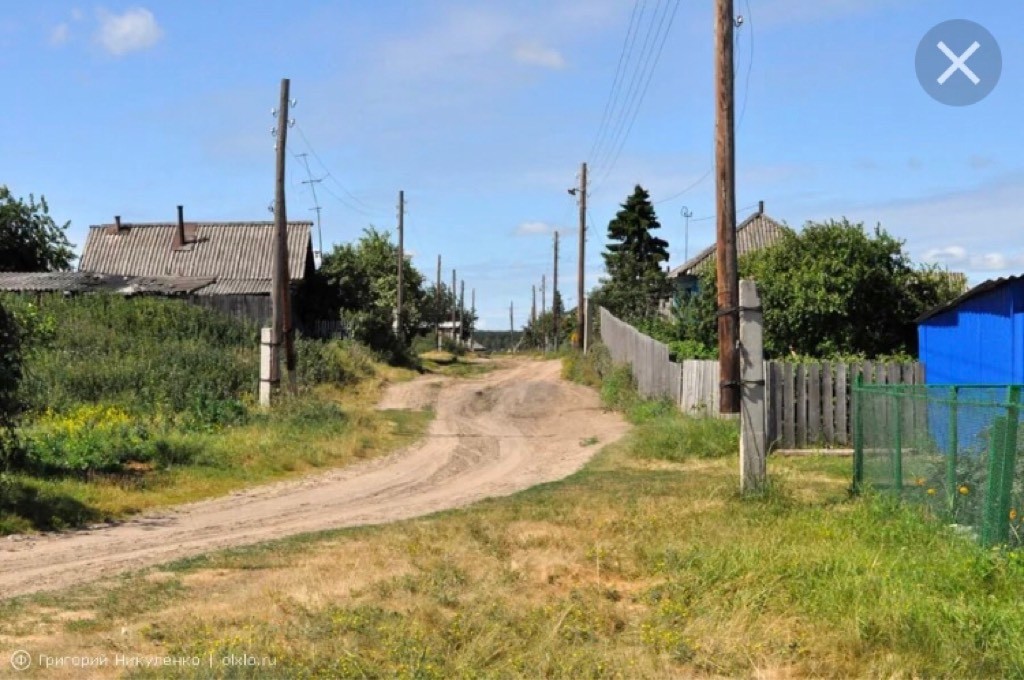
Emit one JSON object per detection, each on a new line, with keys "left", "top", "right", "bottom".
{"left": 0, "top": 186, "right": 74, "bottom": 272}
{"left": 673, "top": 219, "right": 963, "bottom": 358}
{"left": 0, "top": 301, "right": 22, "bottom": 468}
{"left": 319, "top": 228, "right": 426, "bottom": 359}
{"left": 593, "top": 185, "right": 670, "bottom": 324}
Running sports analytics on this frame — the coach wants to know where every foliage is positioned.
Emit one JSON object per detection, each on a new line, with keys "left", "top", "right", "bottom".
{"left": 520, "top": 291, "right": 576, "bottom": 350}
{"left": 21, "top": 405, "right": 151, "bottom": 474}
{"left": 593, "top": 185, "right": 670, "bottom": 325}
{"left": 3, "top": 294, "right": 257, "bottom": 425}
{"left": 296, "top": 338, "right": 378, "bottom": 387}
{"left": 319, "top": 228, "right": 429, "bottom": 361}
{"left": 0, "top": 302, "right": 23, "bottom": 468}
{"left": 0, "top": 186, "right": 75, "bottom": 272}
{"left": 672, "top": 219, "right": 964, "bottom": 359}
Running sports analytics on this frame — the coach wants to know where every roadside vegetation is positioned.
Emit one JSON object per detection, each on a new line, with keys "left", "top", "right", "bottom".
{"left": 4, "top": 350, "right": 1023, "bottom": 677}
{"left": 0, "top": 294, "right": 428, "bottom": 535}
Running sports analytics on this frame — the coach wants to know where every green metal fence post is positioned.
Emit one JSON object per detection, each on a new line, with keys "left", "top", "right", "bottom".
{"left": 893, "top": 390, "right": 904, "bottom": 492}
{"left": 853, "top": 373, "right": 864, "bottom": 493}
{"left": 947, "top": 386, "right": 959, "bottom": 514}
{"left": 982, "top": 387, "right": 1021, "bottom": 546}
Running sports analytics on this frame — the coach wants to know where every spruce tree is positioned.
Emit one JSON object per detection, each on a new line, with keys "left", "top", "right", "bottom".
{"left": 597, "top": 185, "right": 670, "bottom": 323}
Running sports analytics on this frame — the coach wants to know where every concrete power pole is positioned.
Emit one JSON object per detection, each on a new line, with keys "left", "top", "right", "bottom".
{"left": 553, "top": 230, "right": 560, "bottom": 351}
{"left": 271, "top": 77, "right": 296, "bottom": 394}
{"left": 435, "top": 254, "right": 442, "bottom": 350}
{"left": 576, "top": 162, "right": 587, "bottom": 351}
{"left": 396, "top": 190, "right": 404, "bottom": 343}
{"left": 715, "top": 0, "right": 740, "bottom": 414}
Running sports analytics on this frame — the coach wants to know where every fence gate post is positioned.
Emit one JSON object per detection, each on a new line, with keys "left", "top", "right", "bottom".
{"left": 947, "top": 386, "right": 959, "bottom": 513}
{"left": 259, "top": 326, "right": 274, "bottom": 407}
{"left": 739, "top": 280, "right": 766, "bottom": 493}
{"left": 982, "top": 386, "right": 1021, "bottom": 546}
{"left": 892, "top": 390, "right": 904, "bottom": 491}
{"left": 853, "top": 373, "right": 864, "bottom": 493}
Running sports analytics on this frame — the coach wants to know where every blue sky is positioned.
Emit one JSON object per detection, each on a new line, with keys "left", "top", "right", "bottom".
{"left": 2, "top": 1, "right": 1021, "bottom": 329}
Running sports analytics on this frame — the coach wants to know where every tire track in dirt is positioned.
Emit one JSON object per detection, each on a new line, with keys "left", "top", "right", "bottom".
{"left": 0, "top": 359, "right": 627, "bottom": 599}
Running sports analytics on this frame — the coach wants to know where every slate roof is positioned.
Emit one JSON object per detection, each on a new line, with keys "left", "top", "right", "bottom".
{"left": 667, "top": 209, "right": 790, "bottom": 279}
{"left": 0, "top": 272, "right": 214, "bottom": 295}
{"left": 79, "top": 222, "right": 312, "bottom": 292}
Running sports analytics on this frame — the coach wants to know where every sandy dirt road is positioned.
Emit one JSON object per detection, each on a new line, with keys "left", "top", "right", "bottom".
{"left": 0, "top": 359, "right": 627, "bottom": 599}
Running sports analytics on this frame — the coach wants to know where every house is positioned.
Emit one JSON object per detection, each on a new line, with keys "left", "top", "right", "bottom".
{"left": 79, "top": 210, "right": 315, "bottom": 327}
{"left": 917, "top": 275, "right": 1024, "bottom": 384}
{"left": 665, "top": 202, "right": 789, "bottom": 305}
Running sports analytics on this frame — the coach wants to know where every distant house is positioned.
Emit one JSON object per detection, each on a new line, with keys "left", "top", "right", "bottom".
{"left": 917, "top": 275, "right": 1024, "bottom": 384}
{"left": 663, "top": 202, "right": 789, "bottom": 311}
{"left": 78, "top": 212, "right": 315, "bottom": 327}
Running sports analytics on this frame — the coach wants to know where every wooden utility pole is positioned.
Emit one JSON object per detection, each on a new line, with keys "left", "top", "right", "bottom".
{"left": 531, "top": 284, "right": 537, "bottom": 326}
{"left": 396, "top": 190, "right": 405, "bottom": 343}
{"left": 541, "top": 274, "right": 547, "bottom": 350}
{"left": 451, "top": 268, "right": 457, "bottom": 346}
{"left": 575, "top": 162, "right": 587, "bottom": 351}
{"left": 459, "top": 279, "right": 465, "bottom": 345}
{"left": 553, "top": 231, "right": 560, "bottom": 350}
{"left": 715, "top": 0, "right": 740, "bottom": 414}
{"left": 470, "top": 288, "right": 476, "bottom": 347}
{"left": 271, "top": 77, "right": 296, "bottom": 394}
{"left": 435, "top": 254, "right": 442, "bottom": 350}
{"left": 509, "top": 301, "right": 514, "bottom": 351}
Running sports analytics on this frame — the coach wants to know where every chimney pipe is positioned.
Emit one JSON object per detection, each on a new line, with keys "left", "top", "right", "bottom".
{"left": 176, "top": 205, "right": 186, "bottom": 246}
{"left": 114, "top": 215, "right": 122, "bottom": 231}
{"left": 758, "top": 200, "right": 765, "bottom": 215}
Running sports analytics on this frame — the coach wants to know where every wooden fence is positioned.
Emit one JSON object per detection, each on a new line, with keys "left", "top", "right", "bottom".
{"left": 598, "top": 307, "right": 924, "bottom": 448}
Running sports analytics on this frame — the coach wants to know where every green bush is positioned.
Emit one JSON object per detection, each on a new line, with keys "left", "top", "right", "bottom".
{"left": 21, "top": 404, "right": 151, "bottom": 474}
{"left": 297, "top": 338, "right": 377, "bottom": 386}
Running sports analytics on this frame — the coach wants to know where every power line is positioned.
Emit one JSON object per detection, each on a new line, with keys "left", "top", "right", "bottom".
{"left": 592, "top": 0, "right": 681, "bottom": 193}
{"left": 293, "top": 123, "right": 380, "bottom": 217}
{"left": 654, "top": 15, "right": 753, "bottom": 206}
{"left": 588, "top": 0, "right": 645, "bottom": 164}
{"left": 293, "top": 152, "right": 325, "bottom": 259}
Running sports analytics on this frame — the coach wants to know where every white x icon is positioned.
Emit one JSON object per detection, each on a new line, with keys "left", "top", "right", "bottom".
{"left": 937, "top": 40, "right": 981, "bottom": 85}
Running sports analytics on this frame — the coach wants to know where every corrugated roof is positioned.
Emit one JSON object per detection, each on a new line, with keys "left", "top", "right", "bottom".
{"left": 192, "top": 280, "right": 272, "bottom": 296}
{"left": 667, "top": 210, "right": 790, "bottom": 279}
{"left": 916, "top": 275, "right": 1024, "bottom": 323}
{"left": 0, "top": 272, "right": 214, "bottom": 295}
{"left": 79, "top": 222, "right": 312, "bottom": 282}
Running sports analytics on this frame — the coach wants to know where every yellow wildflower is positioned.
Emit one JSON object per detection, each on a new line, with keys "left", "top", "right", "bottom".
{"left": 958, "top": 485, "right": 970, "bottom": 496}
{"left": 927, "top": 488, "right": 937, "bottom": 496}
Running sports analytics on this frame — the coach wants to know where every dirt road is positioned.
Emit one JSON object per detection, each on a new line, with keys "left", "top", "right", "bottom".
{"left": 0, "top": 359, "right": 627, "bottom": 599}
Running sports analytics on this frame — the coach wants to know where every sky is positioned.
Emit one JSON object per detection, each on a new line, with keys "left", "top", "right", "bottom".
{"left": 2, "top": 1, "right": 1022, "bottom": 329}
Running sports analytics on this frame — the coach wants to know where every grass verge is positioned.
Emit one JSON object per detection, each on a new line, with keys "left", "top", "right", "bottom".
{"left": 2, "top": 353, "right": 1024, "bottom": 676}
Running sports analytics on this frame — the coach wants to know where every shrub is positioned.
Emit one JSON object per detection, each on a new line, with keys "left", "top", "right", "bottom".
{"left": 22, "top": 404, "right": 151, "bottom": 474}
{"left": 297, "top": 338, "right": 377, "bottom": 387}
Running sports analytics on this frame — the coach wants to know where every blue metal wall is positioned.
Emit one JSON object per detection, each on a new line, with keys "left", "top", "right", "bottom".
{"left": 918, "top": 279, "right": 1024, "bottom": 385}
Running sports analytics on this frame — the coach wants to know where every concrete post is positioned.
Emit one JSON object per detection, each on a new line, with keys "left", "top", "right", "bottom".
{"left": 260, "top": 327, "right": 274, "bottom": 407}
{"left": 739, "top": 280, "right": 767, "bottom": 492}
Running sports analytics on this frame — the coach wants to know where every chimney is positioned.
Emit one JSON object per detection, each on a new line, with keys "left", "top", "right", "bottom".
{"left": 758, "top": 200, "right": 765, "bottom": 215}
{"left": 108, "top": 215, "right": 124, "bottom": 235}
{"left": 176, "top": 205, "right": 186, "bottom": 248}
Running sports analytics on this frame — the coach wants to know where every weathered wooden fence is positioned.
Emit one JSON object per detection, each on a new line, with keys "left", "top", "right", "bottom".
{"left": 598, "top": 307, "right": 924, "bottom": 448}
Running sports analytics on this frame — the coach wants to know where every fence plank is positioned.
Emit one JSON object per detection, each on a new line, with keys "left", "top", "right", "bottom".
{"left": 808, "top": 363, "right": 821, "bottom": 446}
{"left": 836, "top": 363, "right": 848, "bottom": 445}
{"left": 822, "top": 362, "right": 835, "bottom": 445}
{"left": 783, "top": 363, "right": 795, "bottom": 448}
{"left": 796, "top": 364, "right": 808, "bottom": 448}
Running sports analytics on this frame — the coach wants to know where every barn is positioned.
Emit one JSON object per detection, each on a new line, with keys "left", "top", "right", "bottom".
{"left": 917, "top": 275, "right": 1024, "bottom": 385}
{"left": 78, "top": 210, "right": 315, "bottom": 328}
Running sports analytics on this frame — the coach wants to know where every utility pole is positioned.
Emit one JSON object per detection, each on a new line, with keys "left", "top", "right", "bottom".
{"left": 396, "top": 190, "right": 405, "bottom": 344}
{"left": 451, "top": 268, "right": 457, "bottom": 347}
{"left": 681, "top": 206, "right": 693, "bottom": 264}
{"left": 509, "top": 300, "right": 514, "bottom": 352}
{"left": 459, "top": 279, "right": 465, "bottom": 346}
{"left": 553, "top": 230, "right": 560, "bottom": 351}
{"left": 531, "top": 284, "right": 537, "bottom": 326}
{"left": 715, "top": 0, "right": 740, "bottom": 414}
{"left": 541, "top": 274, "right": 547, "bottom": 350}
{"left": 271, "top": 77, "right": 296, "bottom": 394}
{"left": 435, "top": 254, "right": 442, "bottom": 350}
{"left": 296, "top": 153, "right": 324, "bottom": 262}
{"left": 575, "top": 162, "right": 587, "bottom": 351}
{"left": 470, "top": 288, "right": 476, "bottom": 348}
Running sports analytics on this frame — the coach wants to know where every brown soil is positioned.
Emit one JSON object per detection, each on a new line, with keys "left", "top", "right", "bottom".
{"left": 0, "top": 358, "right": 627, "bottom": 599}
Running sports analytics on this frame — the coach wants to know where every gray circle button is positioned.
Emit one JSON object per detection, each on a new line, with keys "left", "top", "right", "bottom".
{"left": 916, "top": 20, "right": 1001, "bottom": 106}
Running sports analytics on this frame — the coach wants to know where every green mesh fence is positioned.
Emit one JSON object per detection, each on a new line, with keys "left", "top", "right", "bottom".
{"left": 853, "top": 378, "right": 1024, "bottom": 547}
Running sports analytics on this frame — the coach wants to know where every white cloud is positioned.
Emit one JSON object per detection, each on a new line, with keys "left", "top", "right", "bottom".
{"left": 515, "top": 221, "right": 554, "bottom": 236}
{"left": 922, "top": 245, "right": 967, "bottom": 265}
{"left": 96, "top": 7, "right": 162, "bottom": 56}
{"left": 513, "top": 43, "right": 566, "bottom": 69}
{"left": 49, "top": 23, "right": 70, "bottom": 46}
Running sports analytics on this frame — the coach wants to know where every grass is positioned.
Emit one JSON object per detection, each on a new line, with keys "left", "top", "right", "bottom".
{"left": 420, "top": 351, "right": 498, "bottom": 378}
{"left": 0, "top": 373, "right": 429, "bottom": 536}
{"left": 4, "top": 357, "right": 1024, "bottom": 676}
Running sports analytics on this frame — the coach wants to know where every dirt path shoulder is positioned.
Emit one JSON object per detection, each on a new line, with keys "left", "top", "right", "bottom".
{"left": 0, "top": 358, "right": 627, "bottom": 599}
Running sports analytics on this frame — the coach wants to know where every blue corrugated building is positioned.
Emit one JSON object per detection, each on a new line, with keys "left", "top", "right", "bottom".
{"left": 917, "top": 276, "right": 1024, "bottom": 385}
